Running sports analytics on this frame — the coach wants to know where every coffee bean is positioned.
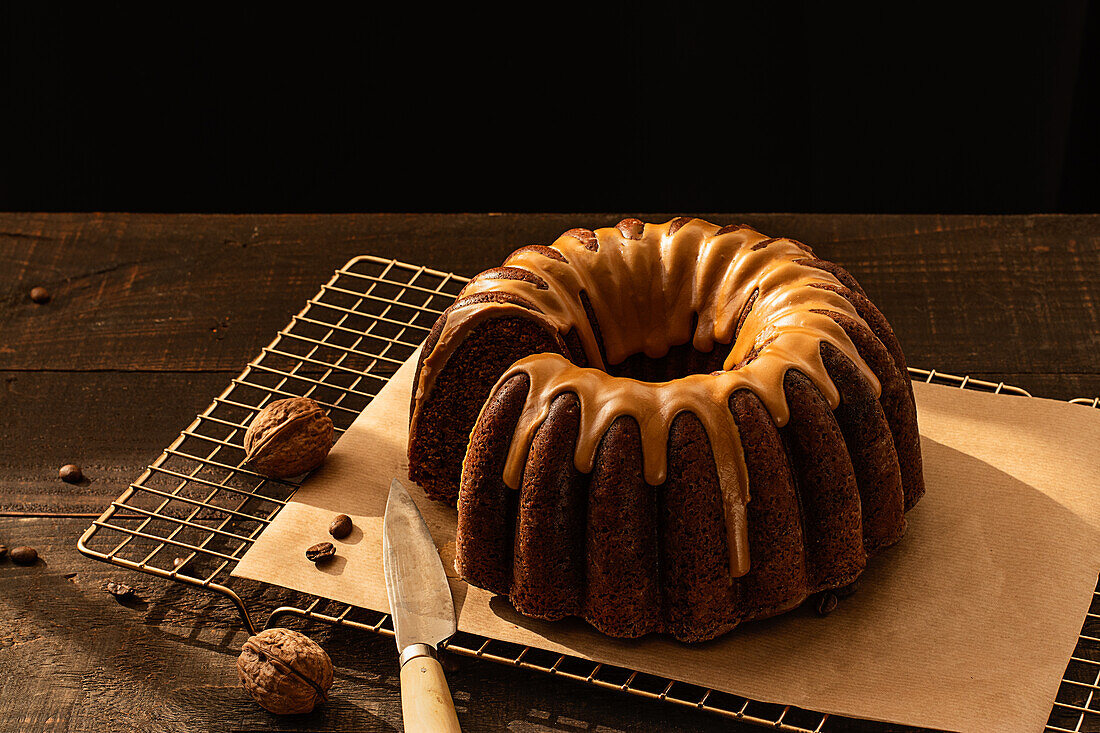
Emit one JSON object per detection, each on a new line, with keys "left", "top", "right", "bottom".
{"left": 106, "top": 581, "right": 136, "bottom": 600}
{"left": 306, "top": 542, "right": 336, "bottom": 563}
{"left": 0, "top": 545, "right": 7, "bottom": 560}
{"left": 10, "top": 546, "right": 38, "bottom": 566}
{"left": 329, "top": 514, "right": 353, "bottom": 540}
{"left": 814, "top": 591, "right": 838, "bottom": 616}
{"left": 29, "top": 287, "right": 51, "bottom": 304}
{"left": 59, "top": 464, "right": 83, "bottom": 483}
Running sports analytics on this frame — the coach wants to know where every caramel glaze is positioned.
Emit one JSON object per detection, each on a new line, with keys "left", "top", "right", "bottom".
{"left": 413, "top": 218, "right": 881, "bottom": 580}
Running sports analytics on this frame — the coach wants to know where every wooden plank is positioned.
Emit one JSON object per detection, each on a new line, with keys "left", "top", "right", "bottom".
{"left": 2, "top": 368, "right": 1092, "bottom": 517}
{"left": 0, "top": 517, "right": 774, "bottom": 733}
{"left": 2, "top": 214, "right": 1099, "bottom": 400}
{"left": 0, "top": 372, "right": 230, "bottom": 513}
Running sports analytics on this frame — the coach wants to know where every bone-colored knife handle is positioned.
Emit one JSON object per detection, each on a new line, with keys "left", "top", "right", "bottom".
{"left": 399, "top": 645, "right": 461, "bottom": 733}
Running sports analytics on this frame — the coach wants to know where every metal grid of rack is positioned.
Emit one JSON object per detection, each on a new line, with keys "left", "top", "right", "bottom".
{"left": 77, "top": 255, "right": 1100, "bottom": 732}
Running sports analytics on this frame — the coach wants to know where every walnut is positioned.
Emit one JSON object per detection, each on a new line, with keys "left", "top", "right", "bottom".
{"left": 237, "top": 628, "right": 333, "bottom": 715}
{"left": 244, "top": 397, "right": 334, "bottom": 478}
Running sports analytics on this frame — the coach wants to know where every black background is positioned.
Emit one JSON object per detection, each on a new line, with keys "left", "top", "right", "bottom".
{"left": 2, "top": 3, "right": 1097, "bottom": 214}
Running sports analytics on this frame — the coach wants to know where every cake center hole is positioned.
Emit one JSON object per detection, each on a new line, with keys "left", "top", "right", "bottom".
{"left": 594, "top": 298, "right": 757, "bottom": 381}
{"left": 601, "top": 339, "right": 729, "bottom": 381}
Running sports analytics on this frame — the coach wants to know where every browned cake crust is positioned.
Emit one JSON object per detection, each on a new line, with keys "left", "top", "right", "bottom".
{"left": 510, "top": 392, "right": 587, "bottom": 621}
{"left": 408, "top": 296, "right": 569, "bottom": 502}
{"left": 409, "top": 218, "right": 925, "bottom": 642}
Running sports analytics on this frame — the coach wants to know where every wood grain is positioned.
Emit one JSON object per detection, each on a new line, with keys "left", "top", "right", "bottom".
{"left": 0, "top": 517, "right": 781, "bottom": 733}
{"left": 1, "top": 213, "right": 1096, "bottom": 732}
{"left": 0, "top": 372, "right": 229, "bottom": 513}
{"left": 3, "top": 213, "right": 1098, "bottom": 395}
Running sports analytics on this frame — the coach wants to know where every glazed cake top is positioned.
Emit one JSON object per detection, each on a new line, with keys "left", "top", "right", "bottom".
{"left": 415, "top": 218, "right": 880, "bottom": 578}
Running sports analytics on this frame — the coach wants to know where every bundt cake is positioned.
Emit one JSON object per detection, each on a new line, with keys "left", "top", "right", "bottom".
{"left": 408, "top": 217, "right": 924, "bottom": 642}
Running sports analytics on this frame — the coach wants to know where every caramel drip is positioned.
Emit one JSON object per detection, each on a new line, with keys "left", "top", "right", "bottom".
{"left": 418, "top": 219, "right": 882, "bottom": 580}
{"left": 493, "top": 353, "right": 753, "bottom": 578}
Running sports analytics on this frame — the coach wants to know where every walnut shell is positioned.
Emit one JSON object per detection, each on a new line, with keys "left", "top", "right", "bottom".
{"left": 244, "top": 397, "right": 334, "bottom": 478}
{"left": 237, "top": 628, "right": 333, "bottom": 715}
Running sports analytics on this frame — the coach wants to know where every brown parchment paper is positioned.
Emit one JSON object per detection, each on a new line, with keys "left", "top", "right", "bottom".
{"left": 233, "top": 349, "right": 1100, "bottom": 732}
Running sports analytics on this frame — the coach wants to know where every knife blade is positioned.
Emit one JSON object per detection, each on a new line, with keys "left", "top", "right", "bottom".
{"left": 383, "top": 477, "right": 461, "bottom": 732}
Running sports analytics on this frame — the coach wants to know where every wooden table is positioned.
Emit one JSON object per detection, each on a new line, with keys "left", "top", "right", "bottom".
{"left": 2, "top": 213, "right": 1098, "bottom": 732}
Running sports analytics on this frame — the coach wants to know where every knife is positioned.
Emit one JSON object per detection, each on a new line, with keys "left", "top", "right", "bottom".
{"left": 382, "top": 477, "right": 462, "bottom": 732}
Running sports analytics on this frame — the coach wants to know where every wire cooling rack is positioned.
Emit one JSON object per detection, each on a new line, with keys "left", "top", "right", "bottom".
{"left": 77, "top": 255, "right": 1100, "bottom": 733}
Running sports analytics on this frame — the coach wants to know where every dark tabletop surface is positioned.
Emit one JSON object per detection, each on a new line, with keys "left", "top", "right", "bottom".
{"left": 1, "top": 213, "right": 1098, "bottom": 732}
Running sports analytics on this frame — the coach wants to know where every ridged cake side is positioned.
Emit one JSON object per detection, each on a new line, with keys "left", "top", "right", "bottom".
{"left": 411, "top": 218, "right": 924, "bottom": 642}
